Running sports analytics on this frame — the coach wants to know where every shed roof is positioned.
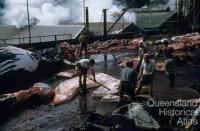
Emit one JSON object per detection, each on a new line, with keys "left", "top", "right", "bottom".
{"left": 0, "top": 25, "right": 85, "bottom": 44}
{"left": 60, "top": 22, "right": 132, "bottom": 34}
{"left": 136, "top": 11, "right": 176, "bottom": 28}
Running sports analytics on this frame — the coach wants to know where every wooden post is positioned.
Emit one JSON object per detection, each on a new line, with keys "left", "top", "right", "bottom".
{"left": 85, "top": 7, "right": 89, "bottom": 28}
{"left": 27, "top": 0, "right": 31, "bottom": 44}
{"left": 3, "top": 39, "right": 6, "bottom": 44}
{"left": 103, "top": 9, "right": 107, "bottom": 40}
{"left": 55, "top": 35, "right": 57, "bottom": 41}
{"left": 193, "top": 0, "right": 196, "bottom": 31}
{"left": 83, "top": 0, "right": 86, "bottom": 26}
{"left": 40, "top": 36, "right": 42, "bottom": 43}
{"left": 104, "top": 54, "right": 107, "bottom": 68}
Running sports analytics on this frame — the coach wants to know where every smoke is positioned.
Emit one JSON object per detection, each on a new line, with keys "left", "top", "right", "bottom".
{"left": 123, "top": 12, "right": 137, "bottom": 23}
{"left": 3, "top": 0, "right": 136, "bottom": 28}
{"left": 85, "top": 0, "right": 137, "bottom": 23}
{"left": 166, "top": 0, "right": 177, "bottom": 11}
{"left": 4, "top": 0, "right": 74, "bottom": 28}
{"left": 107, "top": 5, "right": 137, "bottom": 23}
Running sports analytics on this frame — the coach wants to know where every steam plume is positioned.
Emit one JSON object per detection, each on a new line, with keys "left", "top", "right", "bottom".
{"left": 3, "top": 0, "right": 137, "bottom": 28}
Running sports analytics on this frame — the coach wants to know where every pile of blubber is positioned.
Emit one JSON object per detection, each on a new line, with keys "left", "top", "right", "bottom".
{"left": 58, "top": 38, "right": 141, "bottom": 56}
{"left": 0, "top": 83, "right": 54, "bottom": 115}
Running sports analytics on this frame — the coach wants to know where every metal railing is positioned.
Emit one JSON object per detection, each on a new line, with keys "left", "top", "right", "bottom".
{"left": 0, "top": 34, "right": 72, "bottom": 45}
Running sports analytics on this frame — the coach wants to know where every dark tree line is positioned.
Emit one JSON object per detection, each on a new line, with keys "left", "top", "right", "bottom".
{"left": 0, "top": 0, "right": 4, "bottom": 8}
{"left": 114, "top": 0, "right": 168, "bottom": 8}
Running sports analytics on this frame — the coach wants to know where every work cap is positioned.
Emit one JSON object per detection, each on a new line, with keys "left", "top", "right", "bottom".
{"left": 144, "top": 53, "right": 151, "bottom": 59}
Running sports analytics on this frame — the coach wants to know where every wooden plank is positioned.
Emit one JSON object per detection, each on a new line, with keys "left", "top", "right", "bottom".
{"left": 92, "top": 74, "right": 120, "bottom": 98}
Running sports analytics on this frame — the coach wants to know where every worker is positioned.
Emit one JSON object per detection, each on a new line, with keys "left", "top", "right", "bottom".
{"left": 139, "top": 38, "right": 147, "bottom": 57}
{"left": 137, "top": 53, "right": 155, "bottom": 96}
{"left": 75, "top": 59, "right": 96, "bottom": 95}
{"left": 136, "top": 37, "right": 148, "bottom": 72}
{"left": 162, "top": 40, "right": 174, "bottom": 59}
{"left": 119, "top": 61, "right": 137, "bottom": 103}
{"left": 162, "top": 40, "right": 175, "bottom": 88}
{"left": 79, "top": 32, "right": 88, "bottom": 58}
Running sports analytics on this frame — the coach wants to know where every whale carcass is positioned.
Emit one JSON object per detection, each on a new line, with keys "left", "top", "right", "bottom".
{"left": 0, "top": 45, "right": 40, "bottom": 93}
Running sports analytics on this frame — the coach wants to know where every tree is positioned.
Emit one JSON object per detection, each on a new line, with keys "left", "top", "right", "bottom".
{"left": 115, "top": 0, "right": 147, "bottom": 8}
{"left": 114, "top": 0, "right": 169, "bottom": 8}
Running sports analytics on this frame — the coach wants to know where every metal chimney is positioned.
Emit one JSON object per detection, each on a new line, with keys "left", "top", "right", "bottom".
{"left": 85, "top": 7, "right": 89, "bottom": 28}
{"left": 103, "top": 9, "right": 107, "bottom": 40}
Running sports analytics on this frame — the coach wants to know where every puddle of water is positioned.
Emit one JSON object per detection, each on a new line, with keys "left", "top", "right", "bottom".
{"left": 90, "top": 50, "right": 136, "bottom": 63}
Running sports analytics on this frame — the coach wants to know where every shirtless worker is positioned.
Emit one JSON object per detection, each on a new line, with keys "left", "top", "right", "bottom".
{"left": 79, "top": 32, "right": 88, "bottom": 58}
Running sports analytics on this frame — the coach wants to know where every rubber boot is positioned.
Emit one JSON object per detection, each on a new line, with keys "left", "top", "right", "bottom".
{"left": 79, "top": 84, "right": 89, "bottom": 96}
{"left": 83, "top": 84, "right": 89, "bottom": 94}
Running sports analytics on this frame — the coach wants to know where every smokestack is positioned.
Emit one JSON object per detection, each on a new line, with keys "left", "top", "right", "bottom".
{"left": 103, "top": 9, "right": 107, "bottom": 40}
{"left": 85, "top": 7, "right": 89, "bottom": 28}
{"left": 27, "top": 0, "right": 31, "bottom": 44}
{"left": 177, "top": 0, "right": 183, "bottom": 33}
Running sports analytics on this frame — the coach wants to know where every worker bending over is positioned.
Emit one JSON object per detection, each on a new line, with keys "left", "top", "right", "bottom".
{"left": 75, "top": 59, "right": 96, "bottom": 95}
{"left": 162, "top": 40, "right": 175, "bottom": 88}
{"left": 79, "top": 32, "right": 88, "bottom": 58}
{"left": 119, "top": 61, "right": 137, "bottom": 102}
{"left": 137, "top": 54, "right": 155, "bottom": 96}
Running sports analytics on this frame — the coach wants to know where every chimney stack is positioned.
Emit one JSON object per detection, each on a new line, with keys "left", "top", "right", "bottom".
{"left": 103, "top": 9, "right": 107, "bottom": 40}
{"left": 85, "top": 7, "right": 89, "bottom": 28}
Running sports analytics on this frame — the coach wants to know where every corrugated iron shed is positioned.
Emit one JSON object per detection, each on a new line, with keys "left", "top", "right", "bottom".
{"left": 0, "top": 25, "right": 86, "bottom": 45}
{"left": 136, "top": 11, "right": 176, "bottom": 29}
{"left": 61, "top": 22, "right": 130, "bottom": 33}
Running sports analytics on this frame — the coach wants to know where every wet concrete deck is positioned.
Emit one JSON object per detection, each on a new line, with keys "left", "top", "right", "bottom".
{"left": 0, "top": 59, "right": 200, "bottom": 130}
